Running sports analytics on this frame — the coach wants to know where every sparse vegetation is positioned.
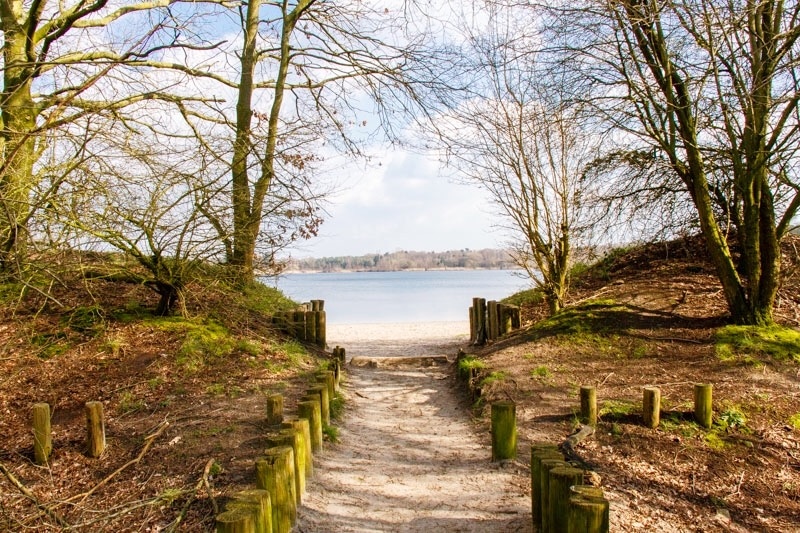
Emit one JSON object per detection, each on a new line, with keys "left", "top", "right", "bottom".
{"left": 715, "top": 325, "right": 800, "bottom": 363}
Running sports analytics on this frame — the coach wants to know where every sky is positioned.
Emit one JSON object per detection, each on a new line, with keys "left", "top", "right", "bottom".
{"left": 287, "top": 149, "right": 505, "bottom": 259}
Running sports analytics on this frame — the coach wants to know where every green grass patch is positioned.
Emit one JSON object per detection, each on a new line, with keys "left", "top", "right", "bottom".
{"left": 62, "top": 305, "right": 106, "bottom": 336}
{"left": 532, "top": 299, "right": 621, "bottom": 339}
{"left": 501, "top": 288, "right": 544, "bottom": 307}
{"left": 31, "top": 332, "right": 70, "bottom": 359}
{"left": 480, "top": 371, "right": 506, "bottom": 388}
{"left": 531, "top": 365, "right": 551, "bottom": 379}
{"left": 330, "top": 393, "right": 345, "bottom": 420}
{"left": 118, "top": 390, "right": 144, "bottom": 414}
{"left": 789, "top": 414, "right": 800, "bottom": 430}
{"left": 457, "top": 355, "right": 486, "bottom": 380}
{"left": 600, "top": 399, "right": 638, "bottom": 421}
{"left": 715, "top": 325, "right": 800, "bottom": 363}
{"left": 323, "top": 424, "right": 339, "bottom": 443}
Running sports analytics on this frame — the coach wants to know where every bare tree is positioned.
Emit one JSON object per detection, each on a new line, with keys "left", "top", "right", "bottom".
{"left": 545, "top": 0, "right": 800, "bottom": 325}
{"left": 433, "top": 12, "right": 599, "bottom": 314}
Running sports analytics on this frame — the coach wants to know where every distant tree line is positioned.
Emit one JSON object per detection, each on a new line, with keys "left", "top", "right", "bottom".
{"left": 288, "top": 249, "right": 516, "bottom": 272}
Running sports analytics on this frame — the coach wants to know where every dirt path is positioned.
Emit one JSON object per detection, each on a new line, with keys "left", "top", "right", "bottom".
{"left": 295, "top": 323, "right": 531, "bottom": 532}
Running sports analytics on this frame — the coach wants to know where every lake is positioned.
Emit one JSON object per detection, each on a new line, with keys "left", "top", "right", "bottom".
{"left": 271, "top": 269, "right": 529, "bottom": 324}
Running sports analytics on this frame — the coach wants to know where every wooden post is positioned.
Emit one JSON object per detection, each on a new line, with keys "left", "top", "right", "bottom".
{"left": 215, "top": 507, "right": 256, "bottom": 533}
{"left": 472, "top": 298, "right": 487, "bottom": 346}
{"left": 85, "top": 401, "right": 105, "bottom": 458}
{"left": 549, "top": 466, "right": 585, "bottom": 533}
{"left": 510, "top": 305, "right": 521, "bottom": 329}
{"left": 315, "top": 311, "right": 326, "bottom": 348}
{"left": 293, "top": 310, "right": 306, "bottom": 342}
{"left": 643, "top": 387, "right": 661, "bottom": 429}
{"left": 317, "top": 371, "right": 335, "bottom": 401}
{"left": 298, "top": 398, "right": 323, "bottom": 453}
{"left": 311, "top": 299, "right": 324, "bottom": 312}
{"left": 487, "top": 300, "right": 499, "bottom": 341}
{"left": 491, "top": 400, "right": 516, "bottom": 461}
{"left": 568, "top": 486, "right": 610, "bottom": 533}
{"left": 580, "top": 386, "right": 598, "bottom": 427}
{"left": 255, "top": 446, "right": 296, "bottom": 533}
{"left": 531, "top": 444, "right": 562, "bottom": 529}
{"left": 283, "top": 418, "right": 313, "bottom": 478}
{"left": 499, "top": 304, "right": 513, "bottom": 335}
{"left": 694, "top": 383, "right": 713, "bottom": 428}
{"left": 540, "top": 458, "right": 568, "bottom": 533}
{"left": 304, "top": 311, "right": 316, "bottom": 345}
{"left": 267, "top": 429, "right": 305, "bottom": 503}
{"left": 469, "top": 306, "right": 475, "bottom": 342}
{"left": 226, "top": 489, "right": 272, "bottom": 533}
{"left": 32, "top": 402, "right": 52, "bottom": 466}
{"left": 266, "top": 394, "right": 283, "bottom": 426}
{"left": 307, "top": 385, "right": 330, "bottom": 427}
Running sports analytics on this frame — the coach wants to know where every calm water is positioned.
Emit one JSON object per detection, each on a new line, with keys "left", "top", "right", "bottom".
{"left": 271, "top": 269, "right": 529, "bottom": 324}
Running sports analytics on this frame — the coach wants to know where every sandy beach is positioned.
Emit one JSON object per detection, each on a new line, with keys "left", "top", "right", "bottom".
{"left": 326, "top": 321, "right": 471, "bottom": 358}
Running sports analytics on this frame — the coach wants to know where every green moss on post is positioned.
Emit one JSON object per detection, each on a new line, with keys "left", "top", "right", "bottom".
{"left": 227, "top": 489, "right": 272, "bottom": 533}
{"left": 487, "top": 300, "right": 499, "bottom": 341}
{"left": 283, "top": 418, "right": 313, "bottom": 478}
{"left": 298, "top": 398, "right": 323, "bottom": 453}
{"left": 255, "top": 446, "right": 296, "bottom": 533}
{"left": 32, "top": 402, "right": 52, "bottom": 466}
{"left": 304, "top": 311, "right": 316, "bottom": 345}
{"left": 85, "top": 401, "right": 105, "bottom": 458}
{"left": 549, "top": 466, "right": 585, "bottom": 533}
{"left": 315, "top": 311, "right": 326, "bottom": 348}
{"left": 531, "top": 445, "right": 563, "bottom": 529}
{"left": 266, "top": 429, "right": 305, "bottom": 503}
{"left": 215, "top": 507, "right": 256, "bottom": 533}
{"left": 694, "top": 383, "right": 713, "bottom": 428}
{"left": 491, "top": 400, "right": 517, "bottom": 461}
{"left": 540, "top": 458, "right": 568, "bottom": 533}
{"left": 580, "top": 386, "right": 597, "bottom": 427}
{"left": 317, "top": 371, "right": 335, "bottom": 401}
{"left": 568, "top": 486, "right": 609, "bottom": 533}
{"left": 307, "top": 385, "right": 330, "bottom": 427}
{"left": 643, "top": 386, "right": 661, "bottom": 429}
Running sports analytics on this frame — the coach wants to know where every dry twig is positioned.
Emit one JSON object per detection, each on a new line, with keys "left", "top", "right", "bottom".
{"left": 0, "top": 460, "right": 70, "bottom": 528}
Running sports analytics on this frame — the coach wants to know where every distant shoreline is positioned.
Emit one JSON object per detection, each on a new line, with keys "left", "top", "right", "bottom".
{"left": 283, "top": 267, "right": 523, "bottom": 274}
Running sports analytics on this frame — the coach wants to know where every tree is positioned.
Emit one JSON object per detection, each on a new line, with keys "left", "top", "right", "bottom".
{"left": 433, "top": 11, "right": 598, "bottom": 314}
{"left": 546, "top": 0, "right": 800, "bottom": 325}
{"left": 0, "top": 0, "right": 215, "bottom": 274}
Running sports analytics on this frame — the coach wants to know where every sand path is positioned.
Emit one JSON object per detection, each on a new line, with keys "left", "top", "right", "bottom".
{"left": 294, "top": 323, "right": 531, "bottom": 532}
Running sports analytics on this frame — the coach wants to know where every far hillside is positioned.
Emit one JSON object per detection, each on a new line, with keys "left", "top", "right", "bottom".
{"left": 287, "top": 248, "right": 517, "bottom": 272}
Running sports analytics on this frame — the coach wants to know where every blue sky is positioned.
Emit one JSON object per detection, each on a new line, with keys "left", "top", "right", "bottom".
{"left": 289, "top": 149, "right": 503, "bottom": 258}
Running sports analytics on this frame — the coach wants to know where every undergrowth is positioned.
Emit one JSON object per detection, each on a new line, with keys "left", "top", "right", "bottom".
{"left": 715, "top": 325, "right": 800, "bottom": 363}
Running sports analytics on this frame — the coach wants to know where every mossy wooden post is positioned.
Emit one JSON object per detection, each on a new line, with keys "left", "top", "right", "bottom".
{"left": 307, "top": 385, "right": 330, "bottom": 427}
{"left": 487, "top": 300, "right": 499, "bottom": 341}
{"left": 298, "top": 397, "right": 323, "bottom": 453}
{"left": 317, "top": 371, "right": 335, "bottom": 401}
{"left": 266, "top": 394, "right": 283, "bottom": 426}
{"left": 315, "top": 311, "right": 326, "bottom": 349}
{"left": 469, "top": 306, "right": 475, "bottom": 342}
{"left": 267, "top": 429, "right": 305, "bottom": 502}
{"left": 694, "top": 383, "right": 713, "bottom": 428}
{"left": 85, "top": 401, "right": 105, "bottom": 458}
{"left": 216, "top": 507, "right": 256, "bottom": 533}
{"left": 510, "top": 305, "right": 521, "bottom": 329}
{"left": 531, "top": 444, "right": 562, "bottom": 529}
{"left": 540, "top": 458, "right": 568, "bottom": 533}
{"left": 499, "top": 304, "right": 513, "bottom": 335}
{"left": 549, "top": 466, "right": 585, "bottom": 533}
{"left": 330, "top": 359, "right": 341, "bottom": 391}
{"left": 255, "top": 446, "right": 296, "bottom": 533}
{"left": 304, "top": 311, "right": 316, "bottom": 345}
{"left": 580, "top": 386, "right": 598, "bottom": 427}
{"left": 643, "top": 386, "right": 661, "bottom": 429}
{"left": 293, "top": 310, "right": 306, "bottom": 342}
{"left": 283, "top": 418, "right": 313, "bottom": 478}
{"left": 311, "top": 299, "right": 324, "bottom": 312}
{"left": 491, "top": 400, "right": 516, "bottom": 461}
{"left": 227, "top": 489, "right": 272, "bottom": 533}
{"left": 568, "top": 486, "right": 609, "bottom": 533}
{"left": 32, "top": 402, "right": 52, "bottom": 466}
{"left": 472, "top": 297, "right": 487, "bottom": 345}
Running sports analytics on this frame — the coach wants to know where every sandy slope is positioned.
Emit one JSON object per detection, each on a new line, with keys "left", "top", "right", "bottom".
{"left": 295, "top": 323, "right": 531, "bottom": 532}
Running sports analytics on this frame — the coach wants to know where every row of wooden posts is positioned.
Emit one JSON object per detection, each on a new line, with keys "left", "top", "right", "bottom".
{"left": 215, "top": 346, "right": 347, "bottom": 533}
{"left": 578, "top": 382, "right": 715, "bottom": 429}
{"left": 485, "top": 382, "right": 720, "bottom": 531}
{"left": 469, "top": 297, "right": 521, "bottom": 345}
{"left": 31, "top": 401, "right": 106, "bottom": 466}
{"left": 490, "top": 401, "right": 610, "bottom": 532}
{"left": 272, "top": 299, "right": 327, "bottom": 348}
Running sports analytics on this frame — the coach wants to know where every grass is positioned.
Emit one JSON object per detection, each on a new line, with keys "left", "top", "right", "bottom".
{"left": 789, "top": 414, "right": 800, "bottom": 430}
{"left": 599, "top": 399, "right": 638, "bottom": 421}
{"left": 502, "top": 288, "right": 544, "bottom": 307}
{"left": 480, "top": 371, "right": 506, "bottom": 388}
{"left": 457, "top": 355, "right": 486, "bottom": 380}
{"left": 715, "top": 325, "right": 800, "bottom": 363}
